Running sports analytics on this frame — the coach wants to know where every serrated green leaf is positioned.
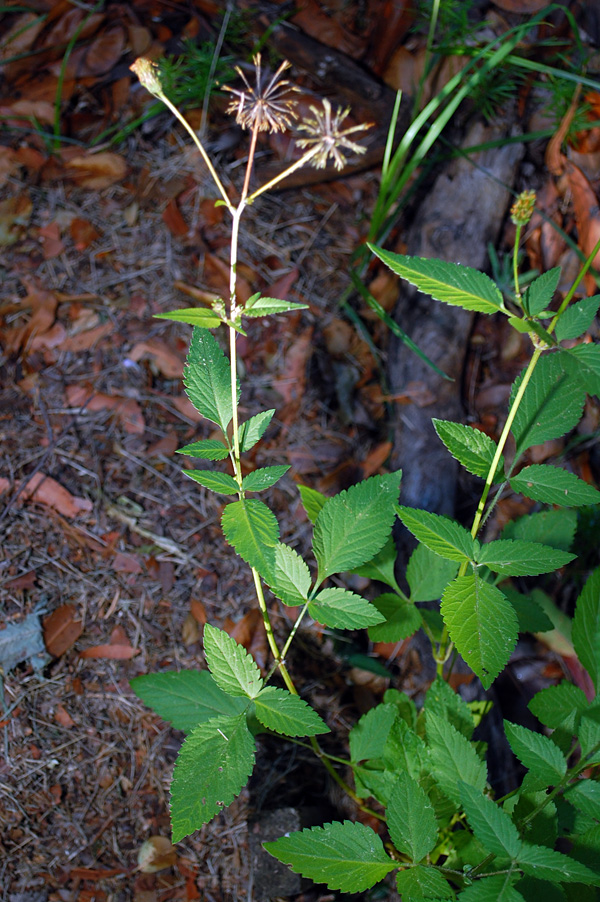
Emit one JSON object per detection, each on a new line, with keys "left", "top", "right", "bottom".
{"left": 407, "top": 542, "right": 459, "bottom": 602}
{"left": 242, "top": 465, "right": 289, "bottom": 493}
{"left": 524, "top": 268, "right": 561, "bottom": 316}
{"left": 384, "top": 688, "right": 417, "bottom": 728}
{"left": 508, "top": 791, "right": 557, "bottom": 850}
{"left": 313, "top": 472, "right": 402, "bottom": 582}
{"left": 502, "top": 510, "right": 577, "bottom": 552}
{"left": 265, "top": 543, "right": 311, "bottom": 606}
{"left": 221, "top": 499, "right": 279, "bottom": 579}
{"left": 517, "top": 842, "right": 599, "bottom": 884}
{"left": 297, "top": 483, "right": 327, "bottom": 524}
{"left": 397, "top": 506, "right": 475, "bottom": 564}
{"left": 309, "top": 588, "right": 385, "bottom": 629}
{"left": 460, "top": 875, "right": 526, "bottom": 901}
{"left": 441, "top": 574, "right": 518, "bottom": 689}
{"left": 155, "top": 307, "right": 222, "bottom": 328}
{"left": 570, "top": 825, "right": 600, "bottom": 876}
{"left": 476, "top": 539, "right": 576, "bottom": 577}
{"left": 204, "top": 624, "right": 263, "bottom": 699}
{"left": 369, "top": 247, "right": 504, "bottom": 314}
{"left": 368, "top": 593, "right": 421, "bottom": 642}
{"left": 349, "top": 704, "right": 397, "bottom": 763}
{"left": 396, "top": 864, "right": 454, "bottom": 899}
{"left": 502, "top": 587, "right": 554, "bottom": 634}
{"left": 528, "top": 682, "right": 589, "bottom": 732}
{"left": 459, "top": 782, "right": 521, "bottom": 859}
{"left": 264, "top": 820, "right": 397, "bottom": 893}
{"left": 351, "top": 534, "right": 402, "bottom": 593}
{"left": 239, "top": 409, "right": 275, "bottom": 453}
{"left": 426, "top": 711, "right": 487, "bottom": 805}
{"left": 130, "top": 670, "right": 247, "bottom": 732}
{"left": 433, "top": 419, "right": 505, "bottom": 481}
{"left": 572, "top": 568, "right": 600, "bottom": 695}
{"left": 510, "top": 465, "right": 600, "bottom": 508}
{"left": 183, "top": 469, "right": 239, "bottom": 495}
{"left": 253, "top": 686, "right": 329, "bottom": 737}
{"left": 425, "top": 675, "right": 474, "bottom": 739}
{"left": 514, "top": 877, "right": 565, "bottom": 902}
{"left": 566, "top": 780, "right": 600, "bottom": 820}
{"left": 560, "top": 343, "right": 600, "bottom": 397}
{"left": 556, "top": 296, "right": 600, "bottom": 341}
{"left": 176, "top": 438, "right": 230, "bottom": 460}
{"left": 510, "top": 354, "right": 585, "bottom": 455}
{"left": 384, "top": 716, "right": 429, "bottom": 782}
{"left": 184, "top": 328, "right": 237, "bottom": 431}
{"left": 171, "top": 713, "right": 255, "bottom": 840}
{"left": 243, "top": 295, "right": 308, "bottom": 316}
{"left": 578, "top": 704, "right": 600, "bottom": 764}
{"left": 388, "top": 774, "right": 438, "bottom": 862}
{"left": 504, "top": 721, "right": 566, "bottom": 789}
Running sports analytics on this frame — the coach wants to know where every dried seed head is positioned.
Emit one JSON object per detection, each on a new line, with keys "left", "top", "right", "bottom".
{"left": 511, "top": 190, "right": 536, "bottom": 227}
{"left": 296, "top": 99, "right": 372, "bottom": 170}
{"left": 130, "top": 57, "right": 163, "bottom": 97}
{"left": 222, "top": 54, "right": 299, "bottom": 133}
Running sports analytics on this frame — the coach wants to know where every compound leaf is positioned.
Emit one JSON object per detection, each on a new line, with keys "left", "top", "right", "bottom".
{"left": 425, "top": 675, "right": 474, "bottom": 740}
{"left": 525, "top": 268, "right": 561, "bottom": 316}
{"left": 253, "top": 686, "right": 329, "bottom": 737}
{"left": 459, "top": 875, "right": 525, "bottom": 901}
{"left": 266, "top": 543, "right": 311, "bottom": 606}
{"left": 459, "top": 782, "right": 521, "bottom": 859}
{"left": 510, "top": 465, "right": 600, "bottom": 507}
{"left": 426, "top": 711, "right": 487, "bottom": 805}
{"left": 177, "top": 439, "right": 229, "bottom": 460}
{"left": 184, "top": 328, "right": 237, "bottom": 431}
{"left": 572, "top": 568, "right": 600, "bottom": 695}
{"left": 502, "top": 509, "right": 577, "bottom": 552}
{"left": 239, "top": 409, "right": 275, "bottom": 452}
{"left": 397, "top": 506, "right": 475, "bottom": 564}
{"left": 476, "top": 539, "right": 576, "bottom": 577}
{"left": 505, "top": 721, "right": 566, "bottom": 789}
{"left": 221, "top": 499, "right": 279, "bottom": 579}
{"left": 264, "top": 820, "right": 397, "bottom": 892}
{"left": 510, "top": 354, "right": 585, "bottom": 456}
{"left": 204, "top": 624, "right": 263, "bottom": 699}
{"left": 555, "top": 296, "right": 600, "bottom": 341}
{"left": 130, "top": 670, "right": 246, "bottom": 733}
{"left": 441, "top": 574, "right": 518, "bottom": 689}
{"left": 517, "top": 842, "right": 599, "bottom": 884}
{"left": 242, "top": 465, "right": 289, "bottom": 493}
{"left": 395, "top": 865, "right": 454, "bottom": 899}
{"left": 297, "top": 484, "right": 327, "bottom": 524}
{"left": 351, "top": 535, "right": 402, "bottom": 593}
{"left": 528, "top": 682, "right": 589, "bottom": 731}
{"left": 308, "top": 588, "right": 385, "bottom": 629}
{"left": 313, "top": 472, "right": 402, "bottom": 582}
{"left": 388, "top": 774, "right": 438, "bottom": 862}
{"left": 407, "top": 542, "right": 459, "bottom": 602}
{"left": 183, "top": 469, "right": 239, "bottom": 495}
{"left": 502, "top": 587, "right": 554, "bottom": 634}
{"left": 433, "top": 419, "right": 504, "bottom": 481}
{"left": 368, "top": 593, "right": 421, "bottom": 642}
{"left": 369, "top": 247, "right": 504, "bottom": 314}
{"left": 171, "top": 713, "right": 255, "bottom": 841}
{"left": 155, "top": 307, "right": 221, "bottom": 329}
{"left": 244, "top": 294, "right": 308, "bottom": 317}
{"left": 561, "top": 343, "right": 600, "bottom": 397}
{"left": 349, "top": 703, "right": 397, "bottom": 763}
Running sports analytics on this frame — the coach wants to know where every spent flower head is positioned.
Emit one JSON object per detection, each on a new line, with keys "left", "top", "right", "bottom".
{"left": 511, "top": 189, "right": 536, "bottom": 227}
{"left": 130, "top": 57, "right": 163, "bottom": 97}
{"left": 296, "top": 99, "right": 372, "bottom": 170}
{"left": 223, "top": 54, "right": 299, "bottom": 133}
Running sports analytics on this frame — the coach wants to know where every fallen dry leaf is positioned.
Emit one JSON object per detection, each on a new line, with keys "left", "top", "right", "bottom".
{"left": 43, "top": 604, "right": 83, "bottom": 657}
{"left": 162, "top": 197, "right": 189, "bottom": 237}
{"left": 181, "top": 612, "right": 200, "bottom": 646}
{"left": 54, "top": 704, "right": 76, "bottom": 728}
{"left": 128, "top": 340, "right": 184, "bottom": 379}
{"left": 38, "top": 221, "right": 65, "bottom": 259}
{"left": 190, "top": 599, "right": 207, "bottom": 626}
{"left": 0, "top": 471, "right": 92, "bottom": 517}
{"left": 361, "top": 441, "right": 393, "bottom": 479}
{"left": 273, "top": 327, "right": 313, "bottom": 404}
{"left": 4, "top": 570, "right": 36, "bottom": 592}
{"left": 65, "top": 151, "right": 127, "bottom": 189}
{"left": 565, "top": 161, "right": 600, "bottom": 293}
{"left": 137, "top": 836, "right": 177, "bottom": 873}
{"left": 83, "top": 25, "right": 126, "bottom": 76}
{"left": 291, "top": 0, "right": 365, "bottom": 56}
{"left": 65, "top": 384, "right": 145, "bottom": 434}
{"left": 0, "top": 192, "right": 33, "bottom": 247}
{"left": 80, "top": 624, "right": 139, "bottom": 660}
{"left": 70, "top": 217, "right": 101, "bottom": 250}
{"left": 111, "top": 552, "right": 143, "bottom": 574}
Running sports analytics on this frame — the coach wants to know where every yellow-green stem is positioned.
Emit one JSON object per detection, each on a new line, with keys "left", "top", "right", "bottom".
{"left": 513, "top": 223, "right": 523, "bottom": 304}
{"left": 156, "top": 90, "right": 232, "bottom": 210}
{"left": 247, "top": 146, "right": 320, "bottom": 204}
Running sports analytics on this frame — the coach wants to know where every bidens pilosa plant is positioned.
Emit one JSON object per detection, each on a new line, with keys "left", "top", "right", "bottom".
{"left": 129, "top": 55, "right": 600, "bottom": 899}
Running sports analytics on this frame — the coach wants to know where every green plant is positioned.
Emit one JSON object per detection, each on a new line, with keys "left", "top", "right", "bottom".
{"left": 128, "top": 54, "right": 600, "bottom": 899}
